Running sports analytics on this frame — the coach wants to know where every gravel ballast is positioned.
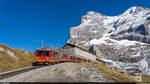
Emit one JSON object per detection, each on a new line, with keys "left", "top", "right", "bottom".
{"left": 0, "top": 63, "right": 108, "bottom": 82}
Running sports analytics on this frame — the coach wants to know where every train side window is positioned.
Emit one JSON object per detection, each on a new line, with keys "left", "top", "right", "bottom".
{"left": 37, "top": 51, "right": 45, "bottom": 56}
{"left": 82, "top": 59, "right": 86, "bottom": 61}
{"left": 46, "top": 51, "right": 49, "bottom": 56}
{"left": 53, "top": 51, "right": 59, "bottom": 57}
{"left": 77, "top": 57, "right": 81, "bottom": 60}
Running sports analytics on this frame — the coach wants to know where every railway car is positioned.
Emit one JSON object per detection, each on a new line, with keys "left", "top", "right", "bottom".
{"left": 33, "top": 48, "right": 91, "bottom": 66}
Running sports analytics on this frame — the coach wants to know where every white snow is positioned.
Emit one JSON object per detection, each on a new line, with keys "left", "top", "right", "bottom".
{"left": 89, "top": 39, "right": 106, "bottom": 45}
{"left": 0, "top": 47, "right": 5, "bottom": 52}
{"left": 71, "top": 6, "right": 150, "bottom": 43}
{"left": 90, "top": 31, "right": 98, "bottom": 33}
{"left": 109, "top": 39, "right": 147, "bottom": 47}
{"left": 148, "top": 23, "right": 150, "bottom": 28}
{"left": 146, "top": 69, "right": 150, "bottom": 75}
{"left": 85, "top": 35, "right": 147, "bottom": 47}
{"left": 130, "top": 52, "right": 141, "bottom": 58}
{"left": 102, "top": 6, "right": 150, "bottom": 34}
{"left": 86, "top": 37, "right": 109, "bottom": 45}
{"left": 99, "top": 58, "right": 114, "bottom": 63}
{"left": 137, "top": 58, "right": 148, "bottom": 72}
{"left": 103, "top": 16, "right": 119, "bottom": 30}
{"left": 6, "top": 50, "right": 19, "bottom": 60}
{"left": 71, "top": 35, "right": 79, "bottom": 38}
{"left": 80, "top": 41, "right": 87, "bottom": 44}
{"left": 97, "top": 58, "right": 122, "bottom": 69}
{"left": 80, "top": 19, "right": 93, "bottom": 26}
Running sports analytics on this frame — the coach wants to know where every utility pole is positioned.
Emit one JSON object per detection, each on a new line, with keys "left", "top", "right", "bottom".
{"left": 42, "top": 40, "right": 43, "bottom": 48}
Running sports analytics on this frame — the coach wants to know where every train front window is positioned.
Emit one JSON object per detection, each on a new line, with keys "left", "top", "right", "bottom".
{"left": 36, "top": 51, "right": 45, "bottom": 56}
{"left": 46, "top": 51, "right": 49, "bottom": 56}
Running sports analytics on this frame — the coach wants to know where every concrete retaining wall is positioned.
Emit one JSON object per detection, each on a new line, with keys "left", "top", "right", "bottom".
{"left": 74, "top": 47, "right": 96, "bottom": 62}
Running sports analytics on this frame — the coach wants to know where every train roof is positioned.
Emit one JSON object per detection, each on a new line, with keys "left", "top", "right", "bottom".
{"left": 65, "top": 43, "right": 90, "bottom": 53}
{"left": 65, "top": 43, "right": 96, "bottom": 56}
{"left": 36, "top": 48, "right": 60, "bottom": 51}
{"left": 36, "top": 43, "right": 96, "bottom": 56}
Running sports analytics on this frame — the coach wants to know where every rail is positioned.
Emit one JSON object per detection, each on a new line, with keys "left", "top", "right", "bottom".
{"left": 0, "top": 66, "right": 44, "bottom": 80}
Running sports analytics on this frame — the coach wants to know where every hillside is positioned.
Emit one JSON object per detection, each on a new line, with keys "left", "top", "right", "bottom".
{"left": 0, "top": 44, "right": 34, "bottom": 73}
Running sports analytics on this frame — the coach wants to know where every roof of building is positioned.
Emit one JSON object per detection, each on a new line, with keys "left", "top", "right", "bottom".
{"left": 64, "top": 43, "right": 96, "bottom": 56}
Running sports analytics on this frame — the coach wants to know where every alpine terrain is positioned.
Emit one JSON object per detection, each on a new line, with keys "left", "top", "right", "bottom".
{"left": 67, "top": 6, "right": 150, "bottom": 75}
{"left": 0, "top": 44, "right": 34, "bottom": 73}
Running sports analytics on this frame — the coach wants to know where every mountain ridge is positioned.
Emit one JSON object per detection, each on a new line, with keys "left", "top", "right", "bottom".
{"left": 68, "top": 6, "right": 150, "bottom": 45}
{"left": 67, "top": 6, "right": 150, "bottom": 75}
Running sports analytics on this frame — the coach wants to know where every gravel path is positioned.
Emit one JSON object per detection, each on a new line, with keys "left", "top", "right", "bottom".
{"left": 0, "top": 63, "right": 108, "bottom": 82}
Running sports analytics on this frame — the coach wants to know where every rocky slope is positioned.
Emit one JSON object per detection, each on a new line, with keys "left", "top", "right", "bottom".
{"left": 67, "top": 6, "right": 150, "bottom": 74}
{"left": 0, "top": 44, "right": 34, "bottom": 73}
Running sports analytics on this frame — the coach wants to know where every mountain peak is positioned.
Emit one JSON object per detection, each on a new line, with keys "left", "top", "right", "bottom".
{"left": 86, "top": 11, "right": 102, "bottom": 16}
{"left": 69, "top": 6, "right": 150, "bottom": 44}
{"left": 87, "top": 11, "right": 97, "bottom": 15}
{"left": 68, "top": 6, "right": 150, "bottom": 76}
{"left": 123, "top": 6, "right": 149, "bottom": 15}
{"left": 80, "top": 11, "right": 105, "bottom": 25}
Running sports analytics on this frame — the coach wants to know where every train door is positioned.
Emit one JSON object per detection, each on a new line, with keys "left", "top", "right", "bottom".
{"left": 49, "top": 50, "right": 53, "bottom": 58}
{"left": 45, "top": 50, "right": 49, "bottom": 62}
{"left": 46, "top": 50, "right": 53, "bottom": 63}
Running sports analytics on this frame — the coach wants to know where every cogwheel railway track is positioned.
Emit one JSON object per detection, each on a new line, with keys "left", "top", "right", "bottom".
{"left": 0, "top": 66, "right": 44, "bottom": 80}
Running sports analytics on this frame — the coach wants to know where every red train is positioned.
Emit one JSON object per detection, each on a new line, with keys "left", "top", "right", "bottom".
{"left": 33, "top": 48, "right": 91, "bottom": 66}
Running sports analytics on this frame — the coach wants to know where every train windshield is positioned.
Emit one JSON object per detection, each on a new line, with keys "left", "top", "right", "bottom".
{"left": 36, "top": 50, "right": 45, "bottom": 56}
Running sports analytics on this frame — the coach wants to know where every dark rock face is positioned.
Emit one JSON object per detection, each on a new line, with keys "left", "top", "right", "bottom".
{"left": 111, "top": 19, "right": 150, "bottom": 44}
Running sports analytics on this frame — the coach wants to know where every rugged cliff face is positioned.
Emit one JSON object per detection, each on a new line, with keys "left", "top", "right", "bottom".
{"left": 67, "top": 6, "right": 150, "bottom": 74}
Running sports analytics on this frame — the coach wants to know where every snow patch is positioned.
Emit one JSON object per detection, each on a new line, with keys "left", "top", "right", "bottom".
{"left": 148, "top": 23, "right": 150, "bottom": 28}
{"left": 6, "top": 50, "right": 19, "bottom": 60}
{"left": 85, "top": 37, "right": 109, "bottom": 46}
{"left": 130, "top": 52, "right": 141, "bottom": 58}
{"left": 97, "top": 58, "right": 122, "bottom": 69}
{"left": 71, "top": 35, "right": 79, "bottom": 38}
{"left": 146, "top": 69, "right": 150, "bottom": 75}
{"left": 85, "top": 35, "right": 147, "bottom": 47}
{"left": 103, "top": 16, "right": 119, "bottom": 30}
{"left": 109, "top": 39, "right": 147, "bottom": 47}
{"left": 90, "top": 31, "right": 98, "bottom": 33}
{"left": 137, "top": 58, "right": 148, "bottom": 72}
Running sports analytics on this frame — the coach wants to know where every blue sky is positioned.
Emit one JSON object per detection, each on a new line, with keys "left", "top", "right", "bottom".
{"left": 0, "top": 0, "right": 150, "bottom": 52}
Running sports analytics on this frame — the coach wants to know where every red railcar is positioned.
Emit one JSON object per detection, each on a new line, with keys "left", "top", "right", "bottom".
{"left": 34, "top": 49, "right": 53, "bottom": 65}
{"left": 33, "top": 48, "right": 91, "bottom": 66}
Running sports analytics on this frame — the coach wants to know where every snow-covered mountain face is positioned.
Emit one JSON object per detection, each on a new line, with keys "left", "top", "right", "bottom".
{"left": 68, "top": 6, "right": 150, "bottom": 45}
{"left": 67, "top": 6, "right": 150, "bottom": 74}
